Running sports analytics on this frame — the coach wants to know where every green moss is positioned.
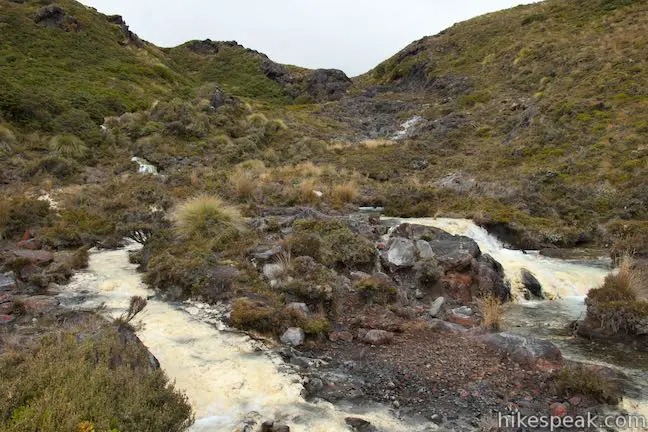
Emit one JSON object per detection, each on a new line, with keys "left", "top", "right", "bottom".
{"left": 292, "top": 219, "right": 375, "bottom": 267}
{"left": 354, "top": 276, "right": 398, "bottom": 305}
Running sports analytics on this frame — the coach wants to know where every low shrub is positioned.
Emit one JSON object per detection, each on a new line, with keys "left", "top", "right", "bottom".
{"left": 555, "top": 365, "right": 621, "bottom": 404}
{"left": 41, "top": 208, "right": 115, "bottom": 249}
{"left": 355, "top": 276, "right": 398, "bottom": 305}
{"left": 0, "top": 197, "right": 52, "bottom": 240}
{"left": 415, "top": 259, "right": 444, "bottom": 287}
{"left": 292, "top": 219, "right": 375, "bottom": 268}
{"left": 0, "top": 322, "right": 194, "bottom": 431}
{"left": 229, "top": 298, "right": 282, "bottom": 335}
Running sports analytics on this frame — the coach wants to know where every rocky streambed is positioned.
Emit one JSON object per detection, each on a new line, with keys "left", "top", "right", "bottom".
{"left": 2, "top": 214, "right": 644, "bottom": 432}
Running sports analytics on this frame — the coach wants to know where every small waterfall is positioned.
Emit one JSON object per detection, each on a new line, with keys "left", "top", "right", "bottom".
{"left": 60, "top": 243, "right": 432, "bottom": 432}
{"left": 385, "top": 217, "right": 610, "bottom": 299}
{"left": 131, "top": 157, "right": 158, "bottom": 175}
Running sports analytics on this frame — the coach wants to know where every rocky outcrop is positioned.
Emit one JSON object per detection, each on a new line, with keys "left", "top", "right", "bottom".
{"left": 34, "top": 6, "right": 80, "bottom": 32}
{"left": 303, "top": 69, "right": 352, "bottom": 102}
{"left": 381, "top": 223, "right": 510, "bottom": 303}
{"left": 106, "top": 15, "right": 143, "bottom": 47}
{"left": 362, "top": 329, "right": 394, "bottom": 345}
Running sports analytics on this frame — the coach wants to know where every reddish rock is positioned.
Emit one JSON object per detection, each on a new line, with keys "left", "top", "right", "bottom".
{"left": 21, "top": 231, "right": 31, "bottom": 242}
{"left": 568, "top": 396, "right": 582, "bottom": 407}
{"left": 363, "top": 329, "right": 394, "bottom": 345}
{"left": 0, "top": 314, "right": 15, "bottom": 325}
{"left": 329, "top": 331, "right": 354, "bottom": 342}
{"left": 17, "top": 238, "right": 42, "bottom": 250}
{"left": 19, "top": 295, "right": 59, "bottom": 315}
{"left": 0, "top": 302, "right": 13, "bottom": 315}
{"left": 442, "top": 272, "right": 473, "bottom": 303}
{"left": 12, "top": 249, "right": 54, "bottom": 266}
{"left": 551, "top": 402, "right": 568, "bottom": 417}
{"left": 446, "top": 311, "right": 478, "bottom": 328}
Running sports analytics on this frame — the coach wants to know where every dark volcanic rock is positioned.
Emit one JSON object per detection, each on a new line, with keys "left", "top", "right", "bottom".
{"left": 521, "top": 268, "right": 543, "bottom": 298}
{"left": 476, "top": 254, "right": 511, "bottom": 301}
{"left": 34, "top": 6, "right": 80, "bottom": 32}
{"left": 345, "top": 417, "right": 378, "bottom": 432}
{"left": 304, "top": 69, "right": 352, "bottom": 102}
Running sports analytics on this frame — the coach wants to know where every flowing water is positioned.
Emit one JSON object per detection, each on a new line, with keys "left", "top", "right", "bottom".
{"left": 59, "top": 243, "right": 433, "bottom": 432}
{"left": 389, "top": 218, "right": 648, "bottom": 417}
{"left": 58, "top": 218, "right": 648, "bottom": 429}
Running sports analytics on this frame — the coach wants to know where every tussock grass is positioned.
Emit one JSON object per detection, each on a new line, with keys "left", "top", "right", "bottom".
{"left": 49, "top": 135, "right": 87, "bottom": 159}
{"left": 361, "top": 139, "right": 396, "bottom": 149}
{"left": 0, "top": 125, "right": 16, "bottom": 156}
{"left": 174, "top": 195, "right": 244, "bottom": 238}
{"left": 479, "top": 295, "right": 503, "bottom": 330}
{"left": 330, "top": 182, "right": 358, "bottom": 206}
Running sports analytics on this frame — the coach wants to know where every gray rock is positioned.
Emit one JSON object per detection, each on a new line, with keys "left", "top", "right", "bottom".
{"left": 363, "top": 329, "right": 394, "bottom": 345}
{"left": 429, "top": 319, "right": 466, "bottom": 334}
{"left": 416, "top": 240, "right": 435, "bottom": 260}
{"left": 476, "top": 332, "right": 563, "bottom": 368}
{"left": 0, "top": 274, "right": 16, "bottom": 292}
{"left": 453, "top": 306, "right": 473, "bottom": 316}
{"left": 280, "top": 327, "right": 305, "bottom": 347}
{"left": 521, "top": 268, "right": 543, "bottom": 298}
{"left": 386, "top": 238, "right": 417, "bottom": 268}
{"left": 285, "top": 302, "right": 310, "bottom": 316}
{"left": 415, "top": 289, "right": 424, "bottom": 300}
{"left": 262, "top": 263, "right": 284, "bottom": 281}
{"left": 429, "top": 296, "right": 446, "bottom": 318}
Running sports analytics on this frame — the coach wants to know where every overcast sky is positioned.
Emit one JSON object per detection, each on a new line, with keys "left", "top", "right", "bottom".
{"left": 81, "top": 0, "right": 537, "bottom": 76}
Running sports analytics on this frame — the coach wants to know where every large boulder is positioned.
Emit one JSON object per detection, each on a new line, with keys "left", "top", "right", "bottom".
{"left": 345, "top": 418, "right": 378, "bottom": 432}
{"left": 476, "top": 254, "right": 511, "bottom": 301}
{"left": 385, "top": 238, "right": 417, "bottom": 268}
{"left": 304, "top": 69, "right": 352, "bottom": 102}
{"left": 521, "top": 268, "right": 543, "bottom": 299}
{"left": 477, "top": 333, "right": 563, "bottom": 370}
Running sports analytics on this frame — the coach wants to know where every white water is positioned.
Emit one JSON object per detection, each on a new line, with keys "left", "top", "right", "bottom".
{"left": 387, "top": 218, "right": 610, "bottom": 299}
{"left": 60, "top": 243, "right": 433, "bottom": 432}
{"left": 131, "top": 157, "right": 158, "bottom": 175}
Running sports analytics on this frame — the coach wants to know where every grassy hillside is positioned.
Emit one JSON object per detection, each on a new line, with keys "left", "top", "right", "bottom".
{"left": 327, "top": 0, "right": 648, "bottom": 247}
{"left": 0, "top": 0, "right": 191, "bottom": 140}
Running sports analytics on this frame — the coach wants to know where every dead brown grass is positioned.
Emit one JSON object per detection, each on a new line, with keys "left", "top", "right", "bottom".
{"left": 479, "top": 295, "right": 503, "bottom": 330}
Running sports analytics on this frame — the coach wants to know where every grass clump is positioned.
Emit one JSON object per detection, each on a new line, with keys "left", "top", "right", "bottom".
{"left": 229, "top": 298, "right": 283, "bottom": 335}
{"left": 478, "top": 295, "right": 504, "bottom": 331}
{"left": 174, "top": 195, "right": 244, "bottom": 240}
{"left": 0, "top": 125, "right": 16, "bottom": 156}
{"left": 555, "top": 365, "right": 621, "bottom": 405}
{"left": 330, "top": 182, "right": 358, "bottom": 207}
{"left": 0, "top": 321, "right": 194, "bottom": 432}
{"left": 49, "top": 135, "right": 88, "bottom": 159}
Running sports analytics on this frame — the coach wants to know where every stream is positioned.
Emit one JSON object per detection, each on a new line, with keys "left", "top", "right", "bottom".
{"left": 58, "top": 243, "right": 433, "bottom": 432}
{"left": 57, "top": 218, "right": 648, "bottom": 430}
